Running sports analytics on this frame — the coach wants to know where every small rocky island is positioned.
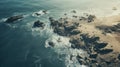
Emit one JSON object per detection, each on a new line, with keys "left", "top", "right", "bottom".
{"left": 5, "top": 15, "right": 24, "bottom": 23}
{"left": 33, "top": 20, "right": 45, "bottom": 28}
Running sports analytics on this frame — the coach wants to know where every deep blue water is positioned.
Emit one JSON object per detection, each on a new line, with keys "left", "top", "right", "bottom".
{"left": 0, "top": 0, "right": 120, "bottom": 67}
{"left": 0, "top": 0, "right": 66, "bottom": 67}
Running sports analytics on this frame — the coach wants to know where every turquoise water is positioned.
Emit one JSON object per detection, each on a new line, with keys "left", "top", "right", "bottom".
{"left": 0, "top": 0, "right": 120, "bottom": 67}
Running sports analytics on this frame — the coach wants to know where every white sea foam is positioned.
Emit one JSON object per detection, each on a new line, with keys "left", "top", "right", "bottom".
{"left": 31, "top": 23, "right": 53, "bottom": 38}
{"left": 0, "top": 18, "right": 7, "bottom": 23}
{"left": 45, "top": 34, "right": 88, "bottom": 67}
{"left": 32, "top": 10, "right": 50, "bottom": 17}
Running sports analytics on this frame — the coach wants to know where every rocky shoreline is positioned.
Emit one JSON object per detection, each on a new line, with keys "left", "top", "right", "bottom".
{"left": 48, "top": 14, "right": 120, "bottom": 67}
{"left": 2, "top": 10, "right": 120, "bottom": 67}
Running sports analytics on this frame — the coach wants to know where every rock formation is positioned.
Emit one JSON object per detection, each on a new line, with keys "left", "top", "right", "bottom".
{"left": 33, "top": 20, "right": 45, "bottom": 28}
{"left": 49, "top": 14, "right": 120, "bottom": 66}
{"left": 5, "top": 15, "right": 23, "bottom": 23}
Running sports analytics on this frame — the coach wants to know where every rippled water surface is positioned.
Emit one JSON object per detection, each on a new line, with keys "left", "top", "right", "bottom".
{"left": 0, "top": 0, "right": 120, "bottom": 67}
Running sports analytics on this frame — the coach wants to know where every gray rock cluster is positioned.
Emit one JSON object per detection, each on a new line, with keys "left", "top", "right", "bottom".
{"left": 96, "top": 23, "right": 120, "bottom": 34}
{"left": 49, "top": 17, "right": 80, "bottom": 36}
{"left": 34, "top": 10, "right": 48, "bottom": 16}
{"left": 49, "top": 16, "right": 120, "bottom": 67}
{"left": 70, "top": 34, "right": 117, "bottom": 67}
{"left": 33, "top": 20, "right": 45, "bottom": 28}
{"left": 79, "top": 14, "right": 96, "bottom": 23}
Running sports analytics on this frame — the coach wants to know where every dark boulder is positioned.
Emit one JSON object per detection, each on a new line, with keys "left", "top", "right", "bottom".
{"left": 57, "top": 22, "right": 64, "bottom": 27}
{"left": 87, "top": 15, "right": 96, "bottom": 22}
{"left": 50, "top": 20, "right": 58, "bottom": 27}
{"left": 76, "top": 55, "right": 87, "bottom": 65}
{"left": 80, "top": 34, "right": 94, "bottom": 44}
{"left": 64, "top": 23, "right": 78, "bottom": 31}
{"left": 77, "top": 59, "right": 86, "bottom": 65}
{"left": 70, "top": 55, "right": 74, "bottom": 60}
{"left": 94, "top": 42, "right": 108, "bottom": 49}
{"left": 91, "top": 59, "right": 97, "bottom": 63}
{"left": 33, "top": 20, "right": 45, "bottom": 28}
{"left": 96, "top": 23, "right": 120, "bottom": 33}
{"left": 91, "top": 36, "right": 100, "bottom": 42}
{"left": 42, "top": 10, "right": 48, "bottom": 14}
{"left": 70, "top": 38, "right": 81, "bottom": 46}
{"left": 114, "top": 24, "right": 120, "bottom": 29}
{"left": 5, "top": 15, "right": 23, "bottom": 23}
{"left": 70, "top": 29, "right": 81, "bottom": 35}
{"left": 76, "top": 55, "right": 83, "bottom": 59}
{"left": 71, "top": 10, "right": 77, "bottom": 13}
{"left": 90, "top": 64, "right": 98, "bottom": 67}
{"left": 64, "top": 25, "right": 76, "bottom": 31}
{"left": 105, "top": 61, "right": 111, "bottom": 65}
{"left": 79, "top": 16, "right": 87, "bottom": 21}
{"left": 72, "top": 15, "right": 78, "bottom": 18}
{"left": 79, "top": 14, "right": 96, "bottom": 22}
{"left": 99, "top": 62, "right": 108, "bottom": 67}
{"left": 71, "top": 44, "right": 83, "bottom": 49}
{"left": 48, "top": 41, "right": 55, "bottom": 47}
{"left": 35, "top": 12, "right": 41, "bottom": 16}
{"left": 49, "top": 17, "right": 55, "bottom": 22}
{"left": 70, "top": 38, "right": 85, "bottom": 49}
{"left": 110, "top": 27, "right": 117, "bottom": 32}
{"left": 50, "top": 18, "right": 64, "bottom": 27}
{"left": 51, "top": 21, "right": 60, "bottom": 27}
{"left": 84, "top": 36, "right": 100, "bottom": 44}
{"left": 54, "top": 27, "right": 66, "bottom": 36}
{"left": 57, "top": 38, "right": 62, "bottom": 42}
{"left": 96, "top": 26, "right": 112, "bottom": 33}
{"left": 97, "top": 49, "right": 113, "bottom": 55}
{"left": 89, "top": 53, "right": 98, "bottom": 58}
{"left": 117, "top": 54, "right": 120, "bottom": 60}
{"left": 34, "top": 10, "right": 48, "bottom": 16}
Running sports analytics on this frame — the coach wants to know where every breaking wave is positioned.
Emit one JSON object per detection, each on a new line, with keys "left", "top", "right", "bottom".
{"left": 45, "top": 33, "right": 88, "bottom": 67}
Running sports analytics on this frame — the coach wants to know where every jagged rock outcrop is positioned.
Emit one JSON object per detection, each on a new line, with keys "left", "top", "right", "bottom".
{"left": 97, "top": 49, "right": 113, "bottom": 55}
{"left": 76, "top": 55, "right": 88, "bottom": 65}
{"left": 33, "top": 10, "right": 48, "bottom": 17}
{"left": 49, "top": 15, "right": 119, "bottom": 67}
{"left": 89, "top": 53, "right": 98, "bottom": 58}
{"left": 94, "top": 43, "right": 108, "bottom": 49}
{"left": 5, "top": 15, "right": 23, "bottom": 23}
{"left": 96, "top": 23, "right": 120, "bottom": 33}
{"left": 49, "top": 17, "right": 80, "bottom": 36}
{"left": 33, "top": 20, "right": 45, "bottom": 28}
{"left": 70, "top": 29, "right": 81, "bottom": 35}
{"left": 87, "top": 15, "right": 96, "bottom": 22}
{"left": 79, "top": 14, "right": 96, "bottom": 23}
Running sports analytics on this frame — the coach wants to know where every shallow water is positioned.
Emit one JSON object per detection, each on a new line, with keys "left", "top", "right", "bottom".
{"left": 0, "top": 0, "right": 120, "bottom": 67}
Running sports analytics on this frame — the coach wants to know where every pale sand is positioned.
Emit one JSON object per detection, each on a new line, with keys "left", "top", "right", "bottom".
{"left": 66, "top": 15, "right": 120, "bottom": 53}
{"left": 78, "top": 15, "right": 120, "bottom": 53}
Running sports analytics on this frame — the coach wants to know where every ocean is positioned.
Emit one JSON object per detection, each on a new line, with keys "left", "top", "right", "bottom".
{"left": 0, "top": 0, "right": 120, "bottom": 67}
